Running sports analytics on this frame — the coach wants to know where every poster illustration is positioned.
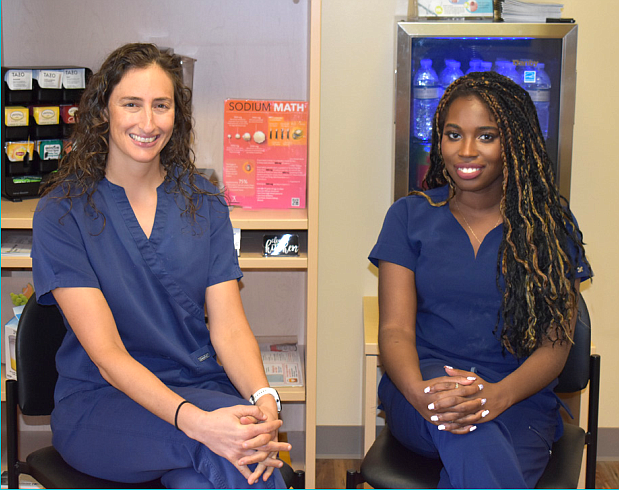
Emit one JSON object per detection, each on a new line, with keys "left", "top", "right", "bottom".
{"left": 223, "top": 99, "right": 308, "bottom": 209}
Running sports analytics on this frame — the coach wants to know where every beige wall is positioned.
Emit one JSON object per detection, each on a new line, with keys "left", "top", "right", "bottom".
{"left": 562, "top": 1, "right": 619, "bottom": 428}
{"left": 317, "top": 0, "right": 619, "bottom": 430}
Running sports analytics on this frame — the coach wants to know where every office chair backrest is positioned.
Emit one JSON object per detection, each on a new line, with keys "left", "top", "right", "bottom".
{"left": 16, "top": 296, "right": 67, "bottom": 416}
{"left": 555, "top": 294, "right": 591, "bottom": 394}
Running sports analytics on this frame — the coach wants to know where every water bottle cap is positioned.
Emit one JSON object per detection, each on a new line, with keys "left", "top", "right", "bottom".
{"left": 481, "top": 61, "right": 492, "bottom": 70}
{"left": 537, "top": 63, "right": 545, "bottom": 69}
{"left": 420, "top": 59, "right": 432, "bottom": 68}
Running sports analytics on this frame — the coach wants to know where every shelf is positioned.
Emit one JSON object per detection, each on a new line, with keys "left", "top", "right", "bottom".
{"left": 278, "top": 385, "right": 306, "bottom": 402}
{"left": 1, "top": 198, "right": 39, "bottom": 229}
{"left": 1, "top": 256, "right": 32, "bottom": 268}
{"left": 238, "top": 253, "right": 307, "bottom": 269}
{"left": 1, "top": 199, "right": 308, "bottom": 231}
{"left": 1, "top": 200, "right": 309, "bottom": 270}
{"left": 230, "top": 207, "right": 308, "bottom": 230}
{"left": 1, "top": 253, "right": 309, "bottom": 270}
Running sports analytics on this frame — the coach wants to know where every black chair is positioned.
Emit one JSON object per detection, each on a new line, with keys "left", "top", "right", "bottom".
{"left": 6, "top": 296, "right": 304, "bottom": 489}
{"left": 347, "top": 294, "right": 600, "bottom": 489}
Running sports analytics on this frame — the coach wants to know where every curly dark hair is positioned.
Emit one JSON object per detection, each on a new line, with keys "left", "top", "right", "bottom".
{"left": 42, "top": 42, "right": 218, "bottom": 221}
{"left": 414, "top": 71, "right": 591, "bottom": 357}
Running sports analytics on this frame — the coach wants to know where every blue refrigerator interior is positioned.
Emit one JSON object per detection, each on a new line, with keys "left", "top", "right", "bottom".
{"left": 394, "top": 22, "right": 578, "bottom": 201}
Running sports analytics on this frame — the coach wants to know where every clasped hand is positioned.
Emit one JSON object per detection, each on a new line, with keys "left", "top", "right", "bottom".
{"left": 185, "top": 404, "right": 291, "bottom": 484}
{"left": 417, "top": 366, "right": 504, "bottom": 435}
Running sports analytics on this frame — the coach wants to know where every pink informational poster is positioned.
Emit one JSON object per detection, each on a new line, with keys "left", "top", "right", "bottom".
{"left": 223, "top": 99, "right": 308, "bottom": 209}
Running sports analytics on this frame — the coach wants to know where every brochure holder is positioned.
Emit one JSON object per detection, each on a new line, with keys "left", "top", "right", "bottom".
{"left": 2, "top": 66, "right": 92, "bottom": 201}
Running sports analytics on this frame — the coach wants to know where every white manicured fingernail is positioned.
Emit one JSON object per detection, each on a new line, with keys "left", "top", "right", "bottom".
{"left": 469, "top": 426, "right": 477, "bottom": 432}
{"left": 482, "top": 410, "right": 490, "bottom": 418}
{"left": 481, "top": 398, "right": 487, "bottom": 406}
{"left": 438, "top": 425, "right": 446, "bottom": 431}
{"left": 428, "top": 403, "right": 435, "bottom": 410}
{"left": 444, "top": 365, "right": 453, "bottom": 370}
{"left": 478, "top": 384, "right": 484, "bottom": 391}
{"left": 424, "top": 386, "right": 431, "bottom": 394}
{"left": 431, "top": 415, "right": 439, "bottom": 422}
{"left": 467, "top": 376, "right": 477, "bottom": 381}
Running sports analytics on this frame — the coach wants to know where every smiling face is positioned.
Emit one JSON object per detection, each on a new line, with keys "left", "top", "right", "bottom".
{"left": 441, "top": 95, "right": 503, "bottom": 197}
{"left": 106, "top": 64, "right": 175, "bottom": 170}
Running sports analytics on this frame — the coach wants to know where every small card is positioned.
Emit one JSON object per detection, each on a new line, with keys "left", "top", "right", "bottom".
{"left": 263, "top": 234, "right": 299, "bottom": 257}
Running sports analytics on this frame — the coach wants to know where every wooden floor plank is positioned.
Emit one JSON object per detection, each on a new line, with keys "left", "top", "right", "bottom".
{"left": 596, "top": 461, "right": 619, "bottom": 489}
{"left": 316, "top": 459, "right": 619, "bottom": 489}
{"left": 316, "top": 459, "right": 360, "bottom": 489}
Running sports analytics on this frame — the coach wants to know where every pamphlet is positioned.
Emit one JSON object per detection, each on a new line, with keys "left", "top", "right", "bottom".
{"left": 1, "top": 230, "right": 32, "bottom": 257}
{"left": 412, "top": 0, "right": 494, "bottom": 18}
{"left": 223, "top": 99, "right": 308, "bottom": 209}
{"left": 258, "top": 340, "right": 304, "bottom": 387}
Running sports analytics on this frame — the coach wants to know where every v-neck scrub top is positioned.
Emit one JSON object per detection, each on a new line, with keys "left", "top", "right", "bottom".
{"left": 369, "top": 185, "right": 590, "bottom": 384}
{"left": 31, "top": 176, "right": 286, "bottom": 488}
{"left": 32, "top": 175, "right": 242, "bottom": 404}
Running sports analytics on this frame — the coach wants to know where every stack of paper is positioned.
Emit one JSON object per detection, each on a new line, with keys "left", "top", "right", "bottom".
{"left": 500, "top": 0, "right": 563, "bottom": 22}
{"left": 1, "top": 230, "right": 32, "bottom": 257}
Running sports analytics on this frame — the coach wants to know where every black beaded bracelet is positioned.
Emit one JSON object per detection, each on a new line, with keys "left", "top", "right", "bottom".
{"left": 174, "top": 400, "right": 191, "bottom": 430}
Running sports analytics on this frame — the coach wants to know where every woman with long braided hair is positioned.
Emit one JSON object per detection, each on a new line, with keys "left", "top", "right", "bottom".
{"left": 369, "top": 71, "right": 591, "bottom": 488}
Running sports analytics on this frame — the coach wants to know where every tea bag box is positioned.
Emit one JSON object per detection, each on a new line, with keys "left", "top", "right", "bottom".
{"left": 2, "top": 66, "right": 92, "bottom": 201}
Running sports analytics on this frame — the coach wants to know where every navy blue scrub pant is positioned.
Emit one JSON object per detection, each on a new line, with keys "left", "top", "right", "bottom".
{"left": 50, "top": 384, "right": 286, "bottom": 489}
{"left": 379, "top": 372, "right": 559, "bottom": 489}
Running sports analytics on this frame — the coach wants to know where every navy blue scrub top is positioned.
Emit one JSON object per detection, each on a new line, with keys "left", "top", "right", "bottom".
{"left": 369, "top": 185, "right": 591, "bottom": 385}
{"left": 32, "top": 175, "right": 242, "bottom": 403}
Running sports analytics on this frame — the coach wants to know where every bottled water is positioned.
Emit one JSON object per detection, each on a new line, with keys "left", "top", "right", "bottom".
{"left": 503, "top": 61, "right": 523, "bottom": 86}
{"left": 412, "top": 59, "right": 440, "bottom": 141}
{"left": 439, "top": 59, "right": 464, "bottom": 93}
{"left": 495, "top": 60, "right": 523, "bottom": 86}
{"left": 466, "top": 58, "right": 482, "bottom": 74}
{"left": 525, "top": 63, "right": 551, "bottom": 139}
{"left": 494, "top": 60, "right": 507, "bottom": 74}
{"left": 480, "top": 61, "right": 493, "bottom": 72}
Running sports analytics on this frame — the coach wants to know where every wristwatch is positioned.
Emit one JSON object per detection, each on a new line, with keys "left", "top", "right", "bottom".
{"left": 249, "top": 387, "right": 281, "bottom": 413}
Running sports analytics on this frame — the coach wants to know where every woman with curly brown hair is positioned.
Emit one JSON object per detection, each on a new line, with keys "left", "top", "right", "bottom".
{"left": 369, "top": 71, "right": 591, "bottom": 488}
{"left": 32, "top": 43, "right": 288, "bottom": 489}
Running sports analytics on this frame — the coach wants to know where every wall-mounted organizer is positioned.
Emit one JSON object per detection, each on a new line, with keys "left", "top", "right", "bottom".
{"left": 2, "top": 66, "right": 92, "bottom": 201}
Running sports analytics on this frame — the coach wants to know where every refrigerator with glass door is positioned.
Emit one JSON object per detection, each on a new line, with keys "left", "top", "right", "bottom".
{"left": 394, "top": 22, "right": 578, "bottom": 201}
